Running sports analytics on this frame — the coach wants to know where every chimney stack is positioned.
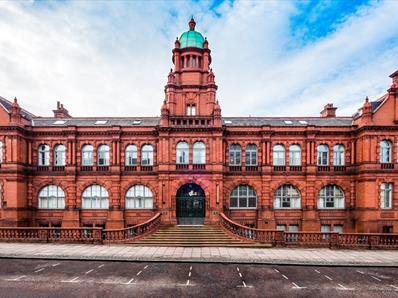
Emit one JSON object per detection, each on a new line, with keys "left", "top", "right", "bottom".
{"left": 53, "top": 101, "right": 71, "bottom": 118}
{"left": 320, "top": 103, "right": 337, "bottom": 118}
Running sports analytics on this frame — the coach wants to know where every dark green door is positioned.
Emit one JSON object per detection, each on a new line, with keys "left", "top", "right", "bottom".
{"left": 176, "top": 184, "right": 205, "bottom": 225}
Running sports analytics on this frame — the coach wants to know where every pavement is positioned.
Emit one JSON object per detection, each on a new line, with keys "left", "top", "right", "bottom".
{"left": 0, "top": 243, "right": 397, "bottom": 266}
{"left": 0, "top": 259, "right": 398, "bottom": 297}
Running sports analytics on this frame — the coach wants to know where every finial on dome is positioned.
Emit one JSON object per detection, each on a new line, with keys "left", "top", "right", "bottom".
{"left": 365, "top": 96, "right": 369, "bottom": 102}
{"left": 189, "top": 17, "right": 196, "bottom": 31}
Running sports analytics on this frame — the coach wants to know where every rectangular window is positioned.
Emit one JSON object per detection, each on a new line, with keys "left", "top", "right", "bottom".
{"left": 276, "top": 224, "right": 286, "bottom": 231}
{"left": 321, "top": 225, "right": 331, "bottom": 232}
{"left": 318, "top": 152, "right": 328, "bottom": 166}
{"left": 288, "top": 225, "right": 299, "bottom": 232}
{"left": 381, "top": 183, "right": 393, "bottom": 209}
{"left": 82, "top": 152, "right": 93, "bottom": 166}
{"left": 333, "top": 225, "right": 343, "bottom": 233}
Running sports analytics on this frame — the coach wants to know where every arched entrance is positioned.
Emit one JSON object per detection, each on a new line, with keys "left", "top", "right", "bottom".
{"left": 176, "top": 183, "right": 205, "bottom": 225}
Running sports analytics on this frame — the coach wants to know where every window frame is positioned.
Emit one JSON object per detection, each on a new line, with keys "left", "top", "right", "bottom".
{"left": 38, "top": 185, "right": 65, "bottom": 209}
{"left": 193, "top": 142, "right": 206, "bottom": 164}
{"left": 380, "top": 140, "right": 392, "bottom": 163}
{"left": 318, "top": 185, "right": 345, "bottom": 209}
{"left": 317, "top": 144, "right": 329, "bottom": 166}
{"left": 229, "top": 185, "right": 257, "bottom": 209}
{"left": 38, "top": 144, "right": 50, "bottom": 166}
{"left": 82, "top": 144, "right": 94, "bottom": 166}
{"left": 125, "top": 144, "right": 138, "bottom": 166}
{"left": 289, "top": 144, "right": 301, "bottom": 166}
{"left": 229, "top": 144, "right": 242, "bottom": 166}
{"left": 274, "top": 184, "right": 301, "bottom": 209}
{"left": 141, "top": 144, "right": 154, "bottom": 166}
{"left": 333, "top": 144, "right": 345, "bottom": 166}
{"left": 54, "top": 144, "right": 66, "bottom": 166}
{"left": 380, "top": 182, "right": 393, "bottom": 209}
{"left": 176, "top": 142, "right": 189, "bottom": 164}
{"left": 245, "top": 144, "right": 258, "bottom": 166}
{"left": 125, "top": 185, "right": 153, "bottom": 209}
{"left": 81, "top": 185, "right": 109, "bottom": 209}
{"left": 273, "top": 144, "right": 285, "bottom": 166}
{"left": 97, "top": 144, "right": 110, "bottom": 166}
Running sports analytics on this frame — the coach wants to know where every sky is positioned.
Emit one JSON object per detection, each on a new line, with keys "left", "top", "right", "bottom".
{"left": 0, "top": 0, "right": 397, "bottom": 118}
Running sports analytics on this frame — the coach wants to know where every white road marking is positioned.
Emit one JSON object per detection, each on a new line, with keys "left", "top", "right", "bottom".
{"left": 98, "top": 264, "right": 105, "bottom": 268}
{"left": 242, "top": 281, "right": 247, "bottom": 288}
{"left": 239, "top": 272, "right": 242, "bottom": 278}
{"left": 144, "top": 265, "right": 149, "bottom": 269}
{"left": 324, "top": 275, "right": 333, "bottom": 281}
{"left": 34, "top": 268, "right": 45, "bottom": 273}
{"left": 186, "top": 279, "right": 190, "bottom": 286}
{"left": 189, "top": 266, "right": 192, "bottom": 271}
{"left": 356, "top": 270, "right": 364, "bottom": 275}
{"left": 62, "top": 277, "right": 79, "bottom": 283}
{"left": 292, "top": 282, "right": 307, "bottom": 289}
{"left": 282, "top": 274, "right": 289, "bottom": 280}
{"left": 314, "top": 269, "right": 320, "bottom": 274}
{"left": 371, "top": 276, "right": 381, "bottom": 282}
{"left": 85, "top": 269, "right": 94, "bottom": 275}
{"left": 390, "top": 285, "right": 398, "bottom": 290}
{"left": 237, "top": 267, "right": 240, "bottom": 272}
{"left": 125, "top": 277, "right": 135, "bottom": 285}
{"left": 136, "top": 270, "right": 142, "bottom": 276}
{"left": 273, "top": 268, "right": 279, "bottom": 273}
{"left": 188, "top": 272, "right": 191, "bottom": 277}
{"left": 5, "top": 275, "right": 26, "bottom": 281}
{"left": 337, "top": 283, "right": 354, "bottom": 291}
{"left": 52, "top": 263, "right": 60, "bottom": 267}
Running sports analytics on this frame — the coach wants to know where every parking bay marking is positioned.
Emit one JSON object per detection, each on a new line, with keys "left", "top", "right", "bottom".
{"left": 4, "top": 275, "right": 26, "bottom": 281}
{"left": 62, "top": 276, "right": 80, "bottom": 283}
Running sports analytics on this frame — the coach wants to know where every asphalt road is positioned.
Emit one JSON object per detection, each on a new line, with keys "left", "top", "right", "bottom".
{"left": 0, "top": 259, "right": 397, "bottom": 298}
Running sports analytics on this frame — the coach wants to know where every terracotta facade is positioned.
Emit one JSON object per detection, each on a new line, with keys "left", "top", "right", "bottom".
{"left": 1, "top": 19, "right": 398, "bottom": 233}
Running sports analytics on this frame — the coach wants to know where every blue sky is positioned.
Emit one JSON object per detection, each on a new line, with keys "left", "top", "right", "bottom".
{"left": 0, "top": 0, "right": 397, "bottom": 117}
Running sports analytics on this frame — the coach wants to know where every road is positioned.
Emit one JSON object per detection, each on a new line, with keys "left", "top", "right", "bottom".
{"left": 0, "top": 259, "right": 397, "bottom": 297}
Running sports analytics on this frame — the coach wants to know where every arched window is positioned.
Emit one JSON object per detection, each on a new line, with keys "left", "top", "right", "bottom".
{"left": 97, "top": 145, "right": 110, "bottom": 166}
{"left": 38, "top": 185, "right": 65, "bottom": 209}
{"left": 333, "top": 144, "right": 345, "bottom": 166}
{"left": 38, "top": 144, "right": 50, "bottom": 166}
{"left": 125, "top": 185, "right": 153, "bottom": 209}
{"left": 193, "top": 142, "right": 206, "bottom": 164}
{"left": 125, "top": 145, "right": 137, "bottom": 166}
{"left": 0, "top": 141, "right": 3, "bottom": 163}
{"left": 380, "top": 140, "right": 392, "bottom": 163}
{"left": 318, "top": 185, "right": 344, "bottom": 209}
{"left": 176, "top": 142, "right": 189, "bottom": 164}
{"left": 273, "top": 144, "right": 285, "bottom": 166}
{"left": 82, "top": 185, "right": 109, "bottom": 209}
{"left": 82, "top": 145, "right": 94, "bottom": 166}
{"left": 317, "top": 144, "right": 329, "bottom": 166}
{"left": 229, "top": 144, "right": 241, "bottom": 166}
{"left": 141, "top": 144, "right": 153, "bottom": 166}
{"left": 230, "top": 185, "right": 257, "bottom": 208}
{"left": 54, "top": 144, "right": 66, "bottom": 166}
{"left": 246, "top": 144, "right": 257, "bottom": 166}
{"left": 289, "top": 145, "right": 301, "bottom": 166}
{"left": 274, "top": 184, "right": 301, "bottom": 209}
{"left": 380, "top": 183, "right": 393, "bottom": 209}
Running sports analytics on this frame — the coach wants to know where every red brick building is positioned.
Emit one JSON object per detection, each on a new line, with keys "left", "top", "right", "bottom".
{"left": 1, "top": 19, "right": 398, "bottom": 233}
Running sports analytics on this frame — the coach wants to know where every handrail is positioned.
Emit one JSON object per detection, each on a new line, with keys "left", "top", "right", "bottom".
{"left": 103, "top": 212, "right": 161, "bottom": 243}
{"left": 219, "top": 212, "right": 279, "bottom": 243}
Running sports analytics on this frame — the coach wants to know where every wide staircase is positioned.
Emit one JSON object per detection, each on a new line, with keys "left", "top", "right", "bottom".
{"left": 131, "top": 225, "right": 271, "bottom": 247}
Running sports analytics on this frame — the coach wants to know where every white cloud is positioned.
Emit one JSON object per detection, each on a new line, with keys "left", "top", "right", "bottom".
{"left": 0, "top": 0, "right": 397, "bottom": 118}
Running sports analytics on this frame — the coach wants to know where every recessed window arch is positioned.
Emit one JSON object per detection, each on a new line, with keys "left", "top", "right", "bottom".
{"left": 318, "top": 185, "right": 345, "bottom": 209}
{"left": 317, "top": 144, "right": 329, "bottom": 166}
{"left": 54, "top": 144, "right": 66, "bottom": 166}
{"left": 289, "top": 144, "right": 301, "bottom": 166}
{"left": 125, "top": 144, "right": 137, "bottom": 166}
{"left": 333, "top": 144, "right": 345, "bottom": 166}
{"left": 273, "top": 144, "right": 285, "bottom": 166}
{"left": 176, "top": 141, "right": 189, "bottom": 164}
{"left": 97, "top": 144, "right": 110, "bottom": 166}
{"left": 246, "top": 144, "right": 257, "bottom": 166}
{"left": 141, "top": 144, "right": 154, "bottom": 166}
{"left": 82, "top": 185, "right": 109, "bottom": 209}
{"left": 274, "top": 184, "right": 301, "bottom": 209}
{"left": 229, "top": 185, "right": 257, "bottom": 209}
{"left": 380, "top": 140, "right": 392, "bottom": 163}
{"left": 38, "top": 185, "right": 65, "bottom": 209}
{"left": 82, "top": 144, "right": 94, "bottom": 166}
{"left": 229, "top": 144, "right": 241, "bottom": 166}
{"left": 38, "top": 144, "right": 50, "bottom": 166}
{"left": 193, "top": 142, "right": 206, "bottom": 164}
{"left": 125, "top": 185, "right": 153, "bottom": 209}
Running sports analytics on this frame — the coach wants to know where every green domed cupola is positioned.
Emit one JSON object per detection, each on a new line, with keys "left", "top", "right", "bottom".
{"left": 179, "top": 18, "right": 205, "bottom": 49}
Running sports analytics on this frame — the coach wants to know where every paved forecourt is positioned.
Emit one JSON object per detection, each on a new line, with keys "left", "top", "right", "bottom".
{"left": 0, "top": 259, "right": 398, "bottom": 298}
{"left": 0, "top": 243, "right": 398, "bottom": 266}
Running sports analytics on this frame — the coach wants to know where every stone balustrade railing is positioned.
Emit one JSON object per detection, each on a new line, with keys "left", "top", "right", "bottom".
{"left": 103, "top": 213, "right": 161, "bottom": 243}
{"left": 219, "top": 212, "right": 398, "bottom": 249}
{"left": 0, "top": 213, "right": 161, "bottom": 244}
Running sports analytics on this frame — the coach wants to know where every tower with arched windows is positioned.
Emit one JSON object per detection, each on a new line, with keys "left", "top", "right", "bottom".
{"left": 0, "top": 19, "right": 398, "bottom": 234}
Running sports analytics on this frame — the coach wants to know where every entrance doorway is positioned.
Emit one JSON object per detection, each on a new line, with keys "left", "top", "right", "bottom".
{"left": 176, "top": 183, "right": 205, "bottom": 225}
